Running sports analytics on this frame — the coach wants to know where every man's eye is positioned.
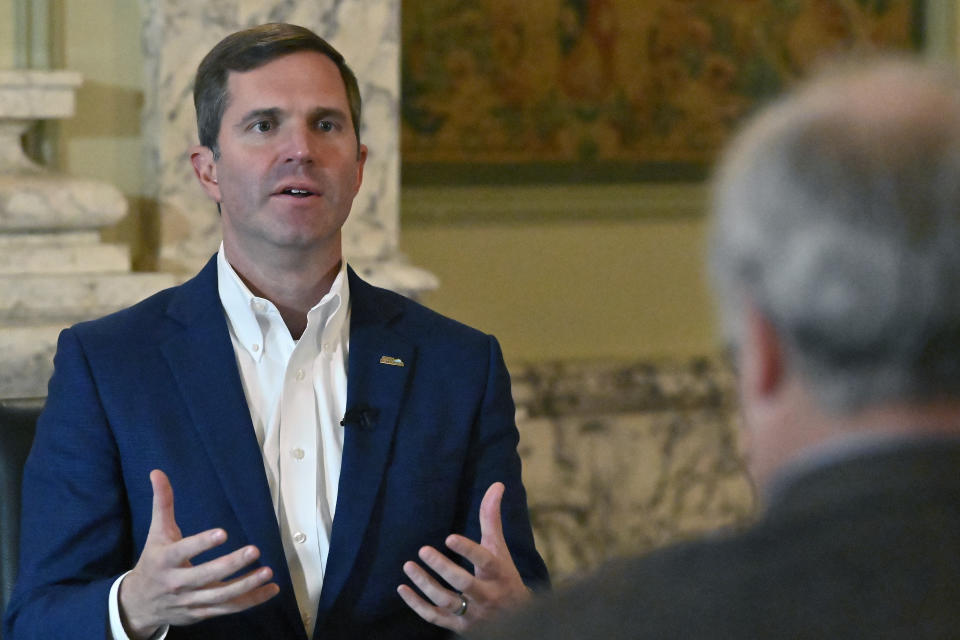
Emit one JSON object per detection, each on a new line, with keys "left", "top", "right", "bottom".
{"left": 252, "top": 120, "right": 273, "bottom": 133}
{"left": 317, "top": 120, "right": 335, "bottom": 132}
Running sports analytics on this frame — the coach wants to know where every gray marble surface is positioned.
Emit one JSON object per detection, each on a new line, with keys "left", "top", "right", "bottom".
{"left": 0, "top": 325, "right": 62, "bottom": 399}
{"left": 512, "top": 358, "right": 755, "bottom": 582}
{"left": 0, "top": 175, "right": 127, "bottom": 231}
{"left": 0, "top": 269, "right": 178, "bottom": 398}
{"left": 0, "top": 242, "right": 129, "bottom": 275}
{"left": 0, "top": 70, "right": 82, "bottom": 120}
{"left": 0, "top": 273, "right": 177, "bottom": 324}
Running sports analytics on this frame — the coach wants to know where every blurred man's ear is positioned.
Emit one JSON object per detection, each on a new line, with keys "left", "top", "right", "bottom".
{"left": 741, "top": 304, "right": 786, "bottom": 402}
{"left": 735, "top": 304, "right": 789, "bottom": 486}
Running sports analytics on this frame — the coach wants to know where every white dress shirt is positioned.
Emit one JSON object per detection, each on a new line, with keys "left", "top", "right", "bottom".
{"left": 109, "top": 247, "right": 349, "bottom": 639}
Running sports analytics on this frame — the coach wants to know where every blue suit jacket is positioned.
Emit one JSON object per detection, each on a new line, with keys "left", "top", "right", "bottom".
{"left": 4, "top": 257, "right": 548, "bottom": 639}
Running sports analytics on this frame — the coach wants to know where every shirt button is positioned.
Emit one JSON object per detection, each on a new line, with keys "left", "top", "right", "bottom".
{"left": 251, "top": 343, "right": 260, "bottom": 352}
{"left": 292, "top": 448, "right": 305, "bottom": 460}
{"left": 303, "top": 613, "right": 312, "bottom": 626}
{"left": 322, "top": 343, "right": 331, "bottom": 352}
{"left": 252, "top": 300, "right": 266, "bottom": 312}
{"left": 295, "top": 368, "right": 306, "bottom": 380}
{"left": 293, "top": 532, "right": 307, "bottom": 544}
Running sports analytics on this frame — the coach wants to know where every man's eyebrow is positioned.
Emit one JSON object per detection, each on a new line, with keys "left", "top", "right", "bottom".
{"left": 234, "top": 107, "right": 282, "bottom": 127}
{"left": 310, "top": 106, "right": 349, "bottom": 121}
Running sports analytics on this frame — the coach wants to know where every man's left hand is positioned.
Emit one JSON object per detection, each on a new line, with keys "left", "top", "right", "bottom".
{"left": 397, "top": 482, "right": 532, "bottom": 633}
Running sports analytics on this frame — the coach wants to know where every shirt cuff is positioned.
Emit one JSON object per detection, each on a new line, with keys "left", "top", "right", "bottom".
{"left": 108, "top": 571, "right": 170, "bottom": 640}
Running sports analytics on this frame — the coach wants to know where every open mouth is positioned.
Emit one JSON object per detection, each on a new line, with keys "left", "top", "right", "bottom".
{"left": 280, "top": 188, "right": 316, "bottom": 198}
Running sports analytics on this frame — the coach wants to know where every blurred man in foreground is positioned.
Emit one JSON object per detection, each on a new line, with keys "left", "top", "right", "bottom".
{"left": 473, "top": 57, "right": 960, "bottom": 639}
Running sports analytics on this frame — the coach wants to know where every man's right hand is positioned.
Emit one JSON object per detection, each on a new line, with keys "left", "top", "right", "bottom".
{"left": 118, "top": 469, "right": 280, "bottom": 639}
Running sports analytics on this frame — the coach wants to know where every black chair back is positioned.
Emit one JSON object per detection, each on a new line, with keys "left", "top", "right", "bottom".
{"left": 0, "top": 400, "right": 42, "bottom": 634}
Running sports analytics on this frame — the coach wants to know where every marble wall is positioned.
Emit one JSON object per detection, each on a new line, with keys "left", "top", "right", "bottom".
{"left": 138, "top": 0, "right": 435, "bottom": 294}
{"left": 0, "top": 70, "right": 176, "bottom": 399}
{"left": 512, "top": 358, "right": 756, "bottom": 581}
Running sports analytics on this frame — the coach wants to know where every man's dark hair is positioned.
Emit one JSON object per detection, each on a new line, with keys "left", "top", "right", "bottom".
{"left": 193, "top": 23, "right": 362, "bottom": 157}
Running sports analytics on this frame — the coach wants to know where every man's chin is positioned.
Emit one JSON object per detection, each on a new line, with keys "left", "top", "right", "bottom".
{"left": 264, "top": 228, "right": 342, "bottom": 253}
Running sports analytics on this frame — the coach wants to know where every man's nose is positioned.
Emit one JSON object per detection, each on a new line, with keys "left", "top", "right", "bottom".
{"left": 283, "top": 124, "right": 315, "bottom": 163}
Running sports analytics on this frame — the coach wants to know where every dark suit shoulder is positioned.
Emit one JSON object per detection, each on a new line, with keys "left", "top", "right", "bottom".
{"left": 71, "top": 281, "right": 179, "bottom": 337}
{"left": 64, "top": 285, "right": 192, "bottom": 370}
{"left": 348, "top": 268, "right": 494, "bottom": 347}
{"left": 69, "top": 256, "right": 218, "bottom": 352}
{"left": 473, "top": 534, "right": 802, "bottom": 640}
{"left": 476, "top": 454, "right": 960, "bottom": 640}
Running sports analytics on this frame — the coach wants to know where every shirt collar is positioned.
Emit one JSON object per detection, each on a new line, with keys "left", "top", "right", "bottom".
{"left": 217, "top": 244, "right": 350, "bottom": 360}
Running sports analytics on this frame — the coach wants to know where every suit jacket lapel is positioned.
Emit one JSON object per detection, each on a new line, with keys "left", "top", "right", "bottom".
{"left": 316, "top": 268, "right": 414, "bottom": 626}
{"left": 159, "top": 256, "right": 304, "bottom": 637}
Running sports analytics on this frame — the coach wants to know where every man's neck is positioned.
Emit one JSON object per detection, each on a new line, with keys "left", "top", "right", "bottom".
{"left": 223, "top": 243, "right": 342, "bottom": 340}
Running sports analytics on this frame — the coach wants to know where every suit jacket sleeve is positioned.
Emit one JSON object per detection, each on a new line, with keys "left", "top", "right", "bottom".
{"left": 4, "top": 328, "right": 133, "bottom": 639}
{"left": 456, "top": 335, "right": 548, "bottom": 589}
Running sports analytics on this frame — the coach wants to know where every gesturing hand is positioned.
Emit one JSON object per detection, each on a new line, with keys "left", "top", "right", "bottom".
{"left": 118, "top": 470, "right": 280, "bottom": 639}
{"left": 397, "top": 482, "right": 532, "bottom": 633}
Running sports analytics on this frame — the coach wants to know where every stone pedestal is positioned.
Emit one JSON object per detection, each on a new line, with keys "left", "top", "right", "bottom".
{"left": 139, "top": 0, "right": 437, "bottom": 296}
{"left": 0, "top": 70, "right": 176, "bottom": 399}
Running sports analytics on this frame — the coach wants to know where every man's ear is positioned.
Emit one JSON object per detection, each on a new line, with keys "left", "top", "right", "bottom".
{"left": 190, "top": 145, "right": 221, "bottom": 202}
{"left": 353, "top": 143, "right": 368, "bottom": 195}
{"left": 742, "top": 304, "right": 785, "bottom": 400}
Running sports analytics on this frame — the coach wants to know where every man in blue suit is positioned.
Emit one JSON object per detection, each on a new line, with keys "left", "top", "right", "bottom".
{"left": 4, "top": 23, "right": 547, "bottom": 640}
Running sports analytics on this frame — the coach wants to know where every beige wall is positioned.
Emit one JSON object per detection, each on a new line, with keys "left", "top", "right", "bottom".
{"left": 0, "top": 1, "right": 14, "bottom": 68}
{"left": 403, "top": 211, "right": 718, "bottom": 364}
{"left": 57, "top": 0, "right": 149, "bottom": 265}
{"left": 58, "top": 0, "right": 143, "bottom": 192}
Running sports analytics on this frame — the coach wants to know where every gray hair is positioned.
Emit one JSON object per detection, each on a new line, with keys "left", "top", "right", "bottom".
{"left": 710, "top": 58, "right": 960, "bottom": 413}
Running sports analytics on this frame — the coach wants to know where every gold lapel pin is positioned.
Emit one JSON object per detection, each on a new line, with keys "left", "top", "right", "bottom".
{"left": 379, "top": 355, "right": 405, "bottom": 367}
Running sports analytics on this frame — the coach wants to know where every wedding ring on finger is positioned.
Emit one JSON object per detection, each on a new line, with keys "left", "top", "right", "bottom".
{"left": 452, "top": 592, "right": 468, "bottom": 616}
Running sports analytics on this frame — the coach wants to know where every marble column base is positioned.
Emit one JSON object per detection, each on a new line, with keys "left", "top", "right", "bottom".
{"left": 0, "top": 68, "right": 180, "bottom": 400}
{"left": 0, "top": 324, "right": 62, "bottom": 399}
{"left": 348, "top": 254, "right": 439, "bottom": 299}
{"left": 0, "top": 273, "right": 177, "bottom": 324}
{"left": 0, "top": 175, "right": 127, "bottom": 231}
{"left": 0, "top": 242, "right": 130, "bottom": 275}
{"left": 0, "top": 271, "right": 179, "bottom": 399}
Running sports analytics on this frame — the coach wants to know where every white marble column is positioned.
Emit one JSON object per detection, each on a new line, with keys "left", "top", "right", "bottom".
{"left": 139, "top": 0, "right": 436, "bottom": 295}
{"left": 0, "top": 71, "right": 176, "bottom": 399}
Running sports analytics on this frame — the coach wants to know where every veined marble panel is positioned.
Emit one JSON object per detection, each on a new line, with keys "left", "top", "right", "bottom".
{"left": 0, "top": 325, "right": 61, "bottom": 399}
{"left": 0, "top": 175, "right": 127, "bottom": 230}
{"left": 0, "top": 71, "right": 82, "bottom": 120}
{"left": 349, "top": 254, "right": 438, "bottom": 299}
{"left": 0, "top": 243, "right": 130, "bottom": 275}
{"left": 0, "top": 273, "right": 176, "bottom": 324}
{"left": 512, "top": 358, "right": 755, "bottom": 582}
{"left": 0, "top": 231, "right": 101, "bottom": 247}
{"left": 140, "top": 0, "right": 401, "bottom": 272}
{"left": 512, "top": 358, "right": 737, "bottom": 419}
